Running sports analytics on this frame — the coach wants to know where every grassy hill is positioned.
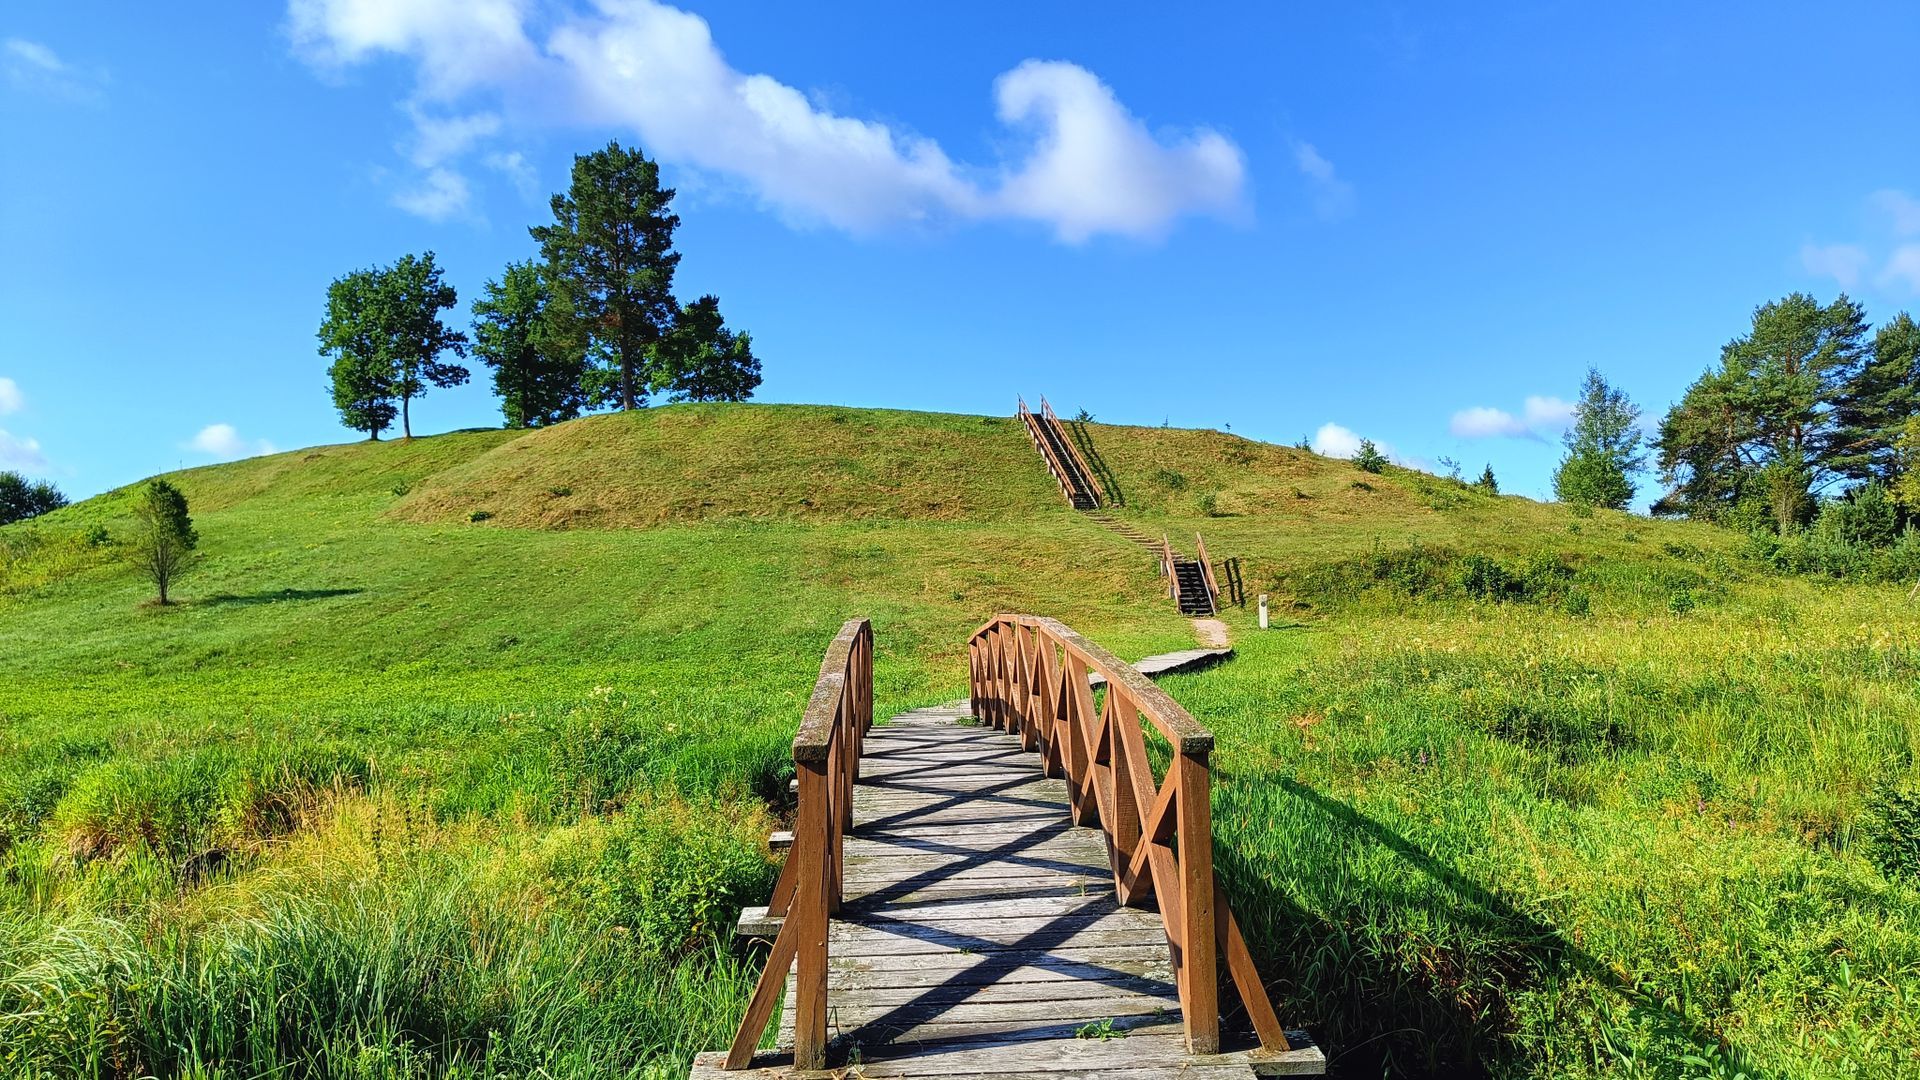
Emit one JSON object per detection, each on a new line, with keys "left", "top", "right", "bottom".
{"left": 1, "top": 403, "right": 1915, "bottom": 1079}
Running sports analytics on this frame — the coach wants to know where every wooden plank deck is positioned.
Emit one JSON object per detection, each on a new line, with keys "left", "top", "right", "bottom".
{"left": 694, "top": 703, "right": 1324, "bottom": 1078}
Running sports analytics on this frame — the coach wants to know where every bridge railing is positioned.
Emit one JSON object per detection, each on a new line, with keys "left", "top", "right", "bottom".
{"left": 723, "top": 617, "right": 873, "bottom": 1070}
{"left": 968, "top": 614, "right": 1292, "bottom": 1055}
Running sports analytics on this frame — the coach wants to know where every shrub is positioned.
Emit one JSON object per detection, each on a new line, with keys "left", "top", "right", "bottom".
{"left": 469, "top": 510, "right": 493, "bottom": 523}
{"left": 1560, "top": 589, "right": 1592, "bottom": 617}
{"left": 1458, "top": 554, "right": 1514, "bottom": 600}
{"left": 1196, "top": 492, "right": 1223, "bottom": 517}
{"left": 1151, "top": 468, "right": 1187, "bottom": 491}
{"left": 1351, "top": 439, "right": 1388, "bottom": 474}
{"left": 1668, "top": 588, "right": 1696, "bottom": 614}
{"left": 548, "top": 486, "right": 573, "bottom": 497}
{"left": 546, "top": 794, "right": 775, "bottom": 959}
{"left": 1863, "top": 779, "right": 1920, "bottom": 882}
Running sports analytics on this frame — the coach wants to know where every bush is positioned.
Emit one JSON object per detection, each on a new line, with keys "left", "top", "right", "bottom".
{"left": 1196, "top": 492, "right": 1223, "bottom": 517}
{"left": 469, "top": 510, "right": 493, "bottom": 523}
{"left": 1151, "top": 468, "right": 1187, "bottom": 491}
{"left": 546, "top": 794, "right": 775, "bottom": 959}
{"left": 1351, "top": 439, "right": 1388, "bottom": 474}
{"left": 1560, "top": 589, "right": 1592, "bottom": 617}
{"left": 1862, "top": 779, "right": 1920, "bottom": 882}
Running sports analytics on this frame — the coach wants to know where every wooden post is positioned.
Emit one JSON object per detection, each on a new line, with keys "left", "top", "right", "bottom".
{"left": 792, "top": 756, "right": 830, "bottom": 1069}
{"left": 1176, "top": 749, "right": 1219, "bottom": 1053}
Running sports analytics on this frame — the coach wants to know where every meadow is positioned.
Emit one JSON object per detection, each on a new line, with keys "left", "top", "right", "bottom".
{"left": 2, "top": 403, "right": 1916, "bottom": 1078}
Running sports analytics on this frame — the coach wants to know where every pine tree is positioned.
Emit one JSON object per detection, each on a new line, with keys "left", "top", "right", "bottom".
{"left": 1552, "top": 368, "right": 1645, "bottom": 509}
{"left": 1655, "top": 293, "right": 1869, "bottom": 529}
{"left": 532, "top": 141, "right": 681, "bottom": 411}
{"left": 1831, "top": 312, "right": 1919, "bottom": 484}
{"left": 1473, "top": 465, "right": 1499, "bottom": 494}
{"left": 1352, "top": 438, "right": 1387, "bottom": 473}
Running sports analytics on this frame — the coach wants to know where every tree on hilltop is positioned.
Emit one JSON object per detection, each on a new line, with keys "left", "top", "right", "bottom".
{"left": 472, "top": 261, "right": 590, "bottom": 428}
{"left": 0, "top": 471, "right": 67, "bottom": 525}
{"left": 381, "top": 252, "right": 469, "bottom": 439}
{"left": 1830, "top": 311, "right": 1920, "bottom": 485}
{"left": 1473, "top": 465, "right": 1499, "bottom": 494}
{"left": 1655, "top": 293, "right": 1869, "bottom": 529}
{"left": 1351, "top": 438, "right": 1387, "bottom": 473}
{"left": 320, "top": 269, "right": 396, "bottom": 439}
{"left": 1553, "top": 368, "right": 1645, "bottom": 510}
{"left": 319, "top": 252, "right": 468, "bottom": 440}
{"left": 651, "top": 295, "right": 761, "bottom": 403}
{"left": 127, "top": 479, "right": 196, "bottom": 605}
{"left": 532, "top": 141, "right": 681, "bottom": 412}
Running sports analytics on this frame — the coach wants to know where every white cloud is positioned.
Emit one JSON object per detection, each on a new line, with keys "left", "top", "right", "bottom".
{"left": 392, "top": 167, "right": 472, "bottom": 221}
{"left": 1882, "top": 244, "right": 1920, "bottom": 295}
{"left": 1292, "top": 141, "right": 1353, "bottom": 220}
{"left": 1871, "top": 189, "right": 1920, "bottom": 237}
{"left": 1309, "top": 422, "right": 1365, "bottom": 459}
{"left": 406, "top": 108, "right": 502, "bottom": 167}
{"left": 288, "top": 0, "right": 1250, "bottom": 241}
{"left": 1449, "top": 395, "right": 1574, "bottom": 441}
{"left": 1801, "top": 242, "right": 1870, "bottom": 290}
{"left": 3, "top": 37, "right": 107, "bottom": 102}
{"left": 286, "top": 0, "right": 536, "bottom": 99}
{"left": 0, "top": 377, "right": 22, "bottom": 416}
{"left": 991, "top": 60, "right": 1245, "bottom": 242}
{"left": 0, "top": 429, "right": 47, "bottom": 471}
{"left": 1523, "top": 395, "right": 1576, "bottom": 429}
{"left": 186, "top": 424, "right": 277, "bottom": 461}
{"left": 1449, "top": 406, "right": 1531, "bottom": 440}
{"left": 485, "top": 150, "right": 539, "bottom": 201}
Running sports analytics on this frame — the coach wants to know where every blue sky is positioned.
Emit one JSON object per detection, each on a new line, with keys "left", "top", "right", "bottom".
{"left": 4, "top": 2, "right": 1918, "bottom": 503}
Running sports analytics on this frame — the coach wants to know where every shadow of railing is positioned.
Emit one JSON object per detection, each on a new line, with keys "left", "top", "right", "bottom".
{"left": 1213, "top": 779, "right": 1773, "bottom": 1078}
{"left": 1067, "top": 420, "right": 1125, "bottom": 507}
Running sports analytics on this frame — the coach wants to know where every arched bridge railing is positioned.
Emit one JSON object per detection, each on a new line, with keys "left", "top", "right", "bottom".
{"left": 968, "top": 614, "right": 1292, "bottom": 1055}
{"left": 723, "top": 617, "right": 872, "bottom": 1070}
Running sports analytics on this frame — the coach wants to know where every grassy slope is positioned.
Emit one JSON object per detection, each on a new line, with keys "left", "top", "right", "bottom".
{"left": 2, "top": 402, "right": 1913, "bottom": 1078}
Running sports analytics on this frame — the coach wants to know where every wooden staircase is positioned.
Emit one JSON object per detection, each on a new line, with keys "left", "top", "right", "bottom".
{"left": 1022, "top": 401, "right": 1226, "bottom": 617}
{"left": 1019, "top": 397, "right": 1102, "bottom": 510}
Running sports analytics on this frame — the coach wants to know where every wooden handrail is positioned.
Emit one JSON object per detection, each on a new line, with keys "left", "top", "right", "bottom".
{"left": 1163, "top": 535, "right": 1181, "bottom": 605}
{"left": 1040, "top": 397, "right": 1107, "bottom": 506}
{"left": 1019, "top": 398, "right": 1088, "bottom": 508}
{"left": 1194, "top": 532, "right": 1222, "bottom": 612}
{"left": 723, "top": 618, "right": 873, "bottom": 1070}
{"left": 967, "top": 615, "right": 1291, "bottom": 1054}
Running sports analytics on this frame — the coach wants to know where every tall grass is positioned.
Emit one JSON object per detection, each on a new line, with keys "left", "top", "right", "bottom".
{"left": 1174, "top": 578, "right": 1920, "bottom": 1079}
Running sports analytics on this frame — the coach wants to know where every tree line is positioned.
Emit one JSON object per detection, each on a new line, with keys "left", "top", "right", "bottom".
{"left": 319, "top": 142, "right": 760, "bottom": 439}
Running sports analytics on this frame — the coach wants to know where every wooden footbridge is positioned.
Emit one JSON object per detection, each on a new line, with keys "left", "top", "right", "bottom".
{"left": 691, "top": 618, "right": 1324, "bottom": 1078}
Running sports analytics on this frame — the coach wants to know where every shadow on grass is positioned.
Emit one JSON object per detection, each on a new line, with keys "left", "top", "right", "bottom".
{"left": 1217, "top": 780, "right": 1772, "bottom": 1079}
{"left": 195, "top": 588, "right": 363, "bottom": 607}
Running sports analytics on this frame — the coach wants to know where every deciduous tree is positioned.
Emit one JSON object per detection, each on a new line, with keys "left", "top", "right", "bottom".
{"left": 319, "top": 269, "right": 396, "bottom": 440}
{"left": 381, "top": 251, "right": 469, "bottom": 439}
{"left": 0, "top": 471, "right": 67, "bottom": 525}
{"left": 127, "top": 479, "right": 196, "bottom": 605}
{"left": 532, "top": 141, "right": 681, "bottom": 411}
{"left": 651, "top": 295, "right": 761, "bottom": 403}
{"left": 472, "top": 261, "right": 590, "bottom": 428}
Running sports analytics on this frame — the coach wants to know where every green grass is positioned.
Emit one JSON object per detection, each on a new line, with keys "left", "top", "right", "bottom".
{"left": 1, "top": 402, "right": 1913, "bottom": 1078}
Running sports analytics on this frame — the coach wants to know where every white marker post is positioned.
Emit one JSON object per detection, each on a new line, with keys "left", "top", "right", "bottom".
{"left": 1257, "top": 593, "right": 1269, "bottom": 630}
